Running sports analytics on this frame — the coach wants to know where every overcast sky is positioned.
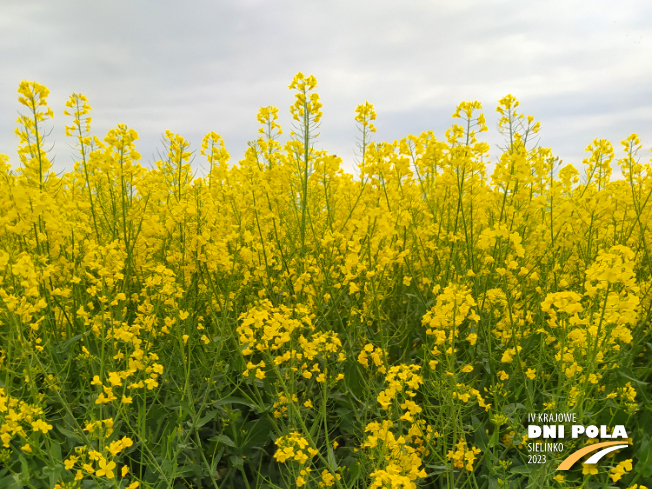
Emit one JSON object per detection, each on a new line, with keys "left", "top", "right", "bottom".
{"left": 1, "top": 0, "right": 650, "bottom": 178}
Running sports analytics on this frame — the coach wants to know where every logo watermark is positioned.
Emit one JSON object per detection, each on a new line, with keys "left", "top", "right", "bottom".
{"left": 526, "top": 412, "right": 630, "bottom": 470}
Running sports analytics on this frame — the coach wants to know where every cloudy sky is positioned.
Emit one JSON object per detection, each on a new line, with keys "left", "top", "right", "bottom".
{"left": 1, "top": 0, "right": 650, "bottom": 177}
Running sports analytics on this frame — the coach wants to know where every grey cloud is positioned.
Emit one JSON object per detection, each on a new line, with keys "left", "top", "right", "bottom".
{"left": 0, "top": 0, "right": 650, "bottom": 177}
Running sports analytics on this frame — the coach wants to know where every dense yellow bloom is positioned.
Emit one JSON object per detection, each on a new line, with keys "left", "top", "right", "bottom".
{"left": 1, "top": 77, "right": 650, "bottom": 489}
{"left": 377, "top": 364, "right": 422, "bottom": 409}
{"left": 363, "top": 420, "right": 428, "bottom": 486}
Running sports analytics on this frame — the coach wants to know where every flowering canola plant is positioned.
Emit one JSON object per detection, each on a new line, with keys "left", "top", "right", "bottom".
{"left": 0, "top": 76, "right": 650, "bottom": 488}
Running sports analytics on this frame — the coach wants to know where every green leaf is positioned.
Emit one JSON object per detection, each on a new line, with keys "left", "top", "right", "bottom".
{"left": 618, "top": 369, "right": 648, "bottom": 386}
{"left": 327, "top": 445, "right": 337, "bottom": 472}
{"left": 209, "top": 434, "right": 237, "bottom": 448}
{"left": 241, "top": 416, "right": 273, "bottom": 449}
{"left": 473, "top": 416, "right": 489, "bottom": 452}
{"left": 175, "top": 464, "right": 198, "bottom": 477}
{"left": 19, "top": 454, "right": 29, "bottom": 481}
{"left": 50, "top": 440, "right": 62, "bottom": 461}
{"left": 210, "top": 447, "right": 225, "bottom": 476}
{"left": 57, "top": 426, "right": 83, "bottom": 444}
{"left": 42, "top": 463, "right": 63, "bottom": 488}
{"left": 53, "top": 332, "right": 88, "bottom": 354}
{"left": 344, "top": 361, "right": 364, "bottom": 399}
{"left": 213, "top": 396, "right": 261, "bottom": 412}
{"left": 635, "top": 435, "right": 652, "bottom": 477}
{"left": 0, "top": 475, "right": 19, "bottom": 489}
{"left": 425, "top": 464, "right": 450, "bottom": 475}
{"left": 194, "top": 409, "right": 217, "bottom": 428}
{"left": 230, "top": 455, "right": 244, "bottom": 468}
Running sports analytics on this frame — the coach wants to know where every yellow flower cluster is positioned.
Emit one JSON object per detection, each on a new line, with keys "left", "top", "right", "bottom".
{"left": 363, "top": 420, "right": 428, "bottom": 489}
{"left": 273, "top": 431, "right": 319, "bottom": 464}
{"left": 354, "top": 101, "right": 377, "bottom": 133}
{"left": 447, "top": 437, "right": 481, "bottom": 471}
{"left": 289, "top": 72, "right": 323, "bottom": 124}
{"left": 422, "top": 284, "right": 479, "bottom": 344}
{"left": 357, "top": 343, "right": 387, "bottom": 374}
{"left": 0, "top": 388, "right": 51, "bottom": 448}
{"left": 237, "top": 300, "right": 313, "bottom": 355}
{"left": 610, "top": 458, "right": 633, "bottom": 482}
{"left": 451, "top": 383, "right": 491, "bottom": 411}
{"left": 59, "top": 432, "right": 136, "bottom": 486}
{"left": 376, "top": 364, "right": 422, "bottom": 410}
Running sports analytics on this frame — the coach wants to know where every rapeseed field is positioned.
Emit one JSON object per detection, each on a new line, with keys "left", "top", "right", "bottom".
{"left": 0, "top": 74, "right": 650, "bottom": 488}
